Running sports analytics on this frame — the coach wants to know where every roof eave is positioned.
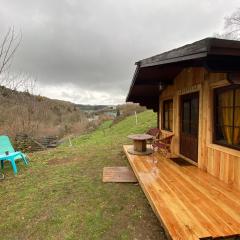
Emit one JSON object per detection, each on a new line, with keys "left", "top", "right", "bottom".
{"left": 126, "top": 65, "right": 140, "bottom": 102}
{"left": 138, "top": 52, "right": 208, "bottom": 68}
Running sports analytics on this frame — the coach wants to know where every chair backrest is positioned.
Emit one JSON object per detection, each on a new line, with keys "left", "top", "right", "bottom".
{"left": 0, "top": 135, "right": 15, "bottom": 154}
{"left": 146, "top": 128, "right": 160, "bottom": 139}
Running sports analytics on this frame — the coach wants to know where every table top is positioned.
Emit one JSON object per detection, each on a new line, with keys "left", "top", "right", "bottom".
{"left": 128, "top": 134, "right": 153, "bottom": 141}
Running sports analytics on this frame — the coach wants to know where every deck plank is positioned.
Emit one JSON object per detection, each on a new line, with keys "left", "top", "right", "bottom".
{"left": 123, "top": 145, "right": 240, "bottom": 240}
{"left": 102, "top": 167, "right": 138, "bottom": 183}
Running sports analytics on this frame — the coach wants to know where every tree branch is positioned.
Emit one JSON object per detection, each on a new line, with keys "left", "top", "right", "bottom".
{"left": 0, "top": 27, "right": 22, "bottom": 77}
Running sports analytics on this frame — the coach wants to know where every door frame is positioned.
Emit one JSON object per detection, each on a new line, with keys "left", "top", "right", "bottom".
{"left": 176, "top": 86, "right": 202, "bottom": 166}
{"left": 179, "top": 91, "right": 199, "bottom": 164}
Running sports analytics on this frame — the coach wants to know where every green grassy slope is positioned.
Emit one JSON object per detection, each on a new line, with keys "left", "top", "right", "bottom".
{"left": 0, "top": 110, "right": 166, "bottom": 240}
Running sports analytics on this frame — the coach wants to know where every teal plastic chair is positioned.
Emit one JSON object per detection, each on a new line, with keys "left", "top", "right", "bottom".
{"left": 0, "top": 135, "right": 29, "bottom": 174}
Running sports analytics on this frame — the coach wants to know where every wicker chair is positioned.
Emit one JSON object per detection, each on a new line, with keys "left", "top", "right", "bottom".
{"left": 152, "top": 134, "right": 174, "bottom": 158}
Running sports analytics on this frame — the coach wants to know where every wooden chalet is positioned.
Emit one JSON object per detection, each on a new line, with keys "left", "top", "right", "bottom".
{"left": 125, "top": 38, "right": 240, "bottom": 239}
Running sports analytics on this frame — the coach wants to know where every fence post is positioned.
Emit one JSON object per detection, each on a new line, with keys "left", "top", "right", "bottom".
{"left": 135, "top": 111, "right": 138, "bottom": 125}
{"left": 68, "top": 137, "right": 72, "bottom": 147}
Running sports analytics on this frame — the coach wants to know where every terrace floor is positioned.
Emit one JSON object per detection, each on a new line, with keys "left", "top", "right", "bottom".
{"left": 123, "top": 145, "right": 240, "bottom": 240}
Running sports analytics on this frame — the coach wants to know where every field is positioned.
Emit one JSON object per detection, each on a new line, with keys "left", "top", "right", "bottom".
{"left": 0, "top": 111, "right": 166, "bottom": 240}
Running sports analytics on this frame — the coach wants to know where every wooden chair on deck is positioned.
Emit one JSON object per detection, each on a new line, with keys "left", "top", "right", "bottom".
{"left": 146, "top": 128, "right": 161, "bottom": 142}
{"left": 152, "top": 134, "right": 174, "bottom": 158}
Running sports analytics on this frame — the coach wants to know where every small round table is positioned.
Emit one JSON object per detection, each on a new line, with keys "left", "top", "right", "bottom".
{"left": 127, "top": 134, "right": 153, "bottom": 155}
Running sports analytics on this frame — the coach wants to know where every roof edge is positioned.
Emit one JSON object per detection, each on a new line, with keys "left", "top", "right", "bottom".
{"left": 136, "top": 37, "right": 240, "bottom": 68}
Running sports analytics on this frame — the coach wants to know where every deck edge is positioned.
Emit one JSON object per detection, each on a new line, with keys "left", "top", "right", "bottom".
{"left": 123, "top": 145, "right": 172, "bottom": 240}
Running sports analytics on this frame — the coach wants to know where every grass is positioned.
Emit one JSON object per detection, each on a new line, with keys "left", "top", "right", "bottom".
{"left": 0, "top": 110, "right": 166, "bottom": 240}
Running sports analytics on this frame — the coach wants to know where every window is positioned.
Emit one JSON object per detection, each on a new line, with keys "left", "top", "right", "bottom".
{"left": 163, "top": 99, "right": 173, "bottom": 131}
{"left": 214, "top": 85, "right": 240, "bottom": 150}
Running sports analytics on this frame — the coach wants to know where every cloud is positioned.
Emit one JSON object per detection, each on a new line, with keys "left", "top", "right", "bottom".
{"left": 0, "top": 0, "right": 239, "bottom": 104}
{"left": 37, "top": 83, "right": 125, "bottom": 105}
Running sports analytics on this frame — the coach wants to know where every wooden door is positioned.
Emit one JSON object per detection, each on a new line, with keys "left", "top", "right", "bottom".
{"left": 180, "top": 92, "right": 199, "bottom": 163}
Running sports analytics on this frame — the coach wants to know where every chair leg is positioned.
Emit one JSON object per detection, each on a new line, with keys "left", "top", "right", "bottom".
{"left": 152, "top": 147, "right": 158, "bottom": 159}
{"left": 158, "top": 147, "right": 168, "bottom": 159}
{"left": 162, "top": 147, "right": 171, "bottom": 158}
{"left": 21, "top": 154, "right": 29, "bottom": 165}
{"left": 10, "top": 159, "right": 18, "bottom": 175}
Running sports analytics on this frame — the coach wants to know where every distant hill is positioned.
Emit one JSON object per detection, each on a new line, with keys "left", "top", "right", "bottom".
{"left": 0, "top": 86, "right": 89, "bottom": 138}
{"left": 76, "top": 104, "right": 115, "bottom": 112}
{"left": 0, "top": 86, "right": 147, "bottom": 140}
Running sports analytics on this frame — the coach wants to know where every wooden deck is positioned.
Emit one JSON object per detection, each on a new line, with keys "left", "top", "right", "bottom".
{"left": 123, "top": 145, "right": 240, "bottom": 240}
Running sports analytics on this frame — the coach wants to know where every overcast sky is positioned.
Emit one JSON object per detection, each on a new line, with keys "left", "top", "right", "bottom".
{"left": 0, "top": 0, "right": 239, "bottom": 105}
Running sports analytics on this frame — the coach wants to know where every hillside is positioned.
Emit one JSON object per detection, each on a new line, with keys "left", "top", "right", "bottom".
{"left": 0, "top": 86, "right": 88, "bottom": 138}
{"left": 0, "top": 86, "right": 147, "bottom": 144}
{"left": 0, "top": 110, "right": 166, "bottom": 240}
{"left": 77, "top": 104, "right": 111, "bottom": 112}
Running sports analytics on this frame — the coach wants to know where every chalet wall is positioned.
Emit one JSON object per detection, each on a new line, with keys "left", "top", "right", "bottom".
{"left": 159, "top": 67, "right": 240, "bottom": 190}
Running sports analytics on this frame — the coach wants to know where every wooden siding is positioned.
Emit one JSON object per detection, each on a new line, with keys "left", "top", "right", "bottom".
{"left": 159, "top": 67, "right": 240, "bottom": 190}
{"left": 206, "top": 146, "right": 240, "bottom": 189}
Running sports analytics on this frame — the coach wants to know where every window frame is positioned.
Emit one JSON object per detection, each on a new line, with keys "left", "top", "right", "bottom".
{"left": 162, "top": 99, "right": 173, "bottom": 132}
{"left": 213, "top": 84, "right": 240, "bottom": 151}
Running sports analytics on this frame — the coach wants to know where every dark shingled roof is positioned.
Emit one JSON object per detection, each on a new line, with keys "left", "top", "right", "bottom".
{"left": 126, "top": 37, "right": 240, "bottom": 111}
{"left": 137, "top": 38, "right": 240, "bottom": 67}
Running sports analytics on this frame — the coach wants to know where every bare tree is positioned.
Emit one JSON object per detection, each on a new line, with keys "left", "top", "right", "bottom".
{"left": 216, "top": 8, "right": 240, "bottom": 40}
{"left": 0, "top": 71, "right": 30, "bottom": 91}
{"left": 0, "top": 27, "right": 22, "bottom": 80}
{"left": 12, "top": 75, "right": 42, "bottom": 136}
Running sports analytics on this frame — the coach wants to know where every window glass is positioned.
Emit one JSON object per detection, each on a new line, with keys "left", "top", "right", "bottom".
{"left": 183, "top": 101, "right": 190, "bottom": 133}
{"left": 214, "top": 86, "right": 240, "bottom": 149}
{"left": 163, "top": 100, "right": 173, "bottom": 131}
{"left": 191, "top": 98, "right": 199, "bottom": 136}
